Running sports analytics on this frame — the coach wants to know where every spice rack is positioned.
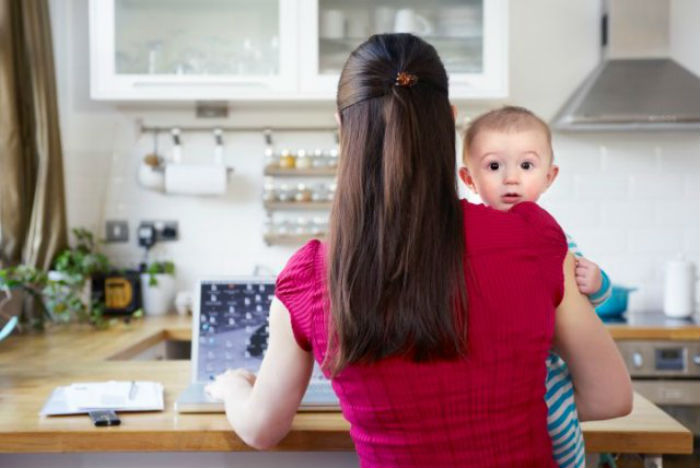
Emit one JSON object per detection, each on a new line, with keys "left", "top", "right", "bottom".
{"left": 262, "top": 147, "right": 337, "bottom": 246}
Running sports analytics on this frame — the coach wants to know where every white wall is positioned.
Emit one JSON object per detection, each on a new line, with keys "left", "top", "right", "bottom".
{"left": 50, "top": 0, "right": 699, "bottom": 313}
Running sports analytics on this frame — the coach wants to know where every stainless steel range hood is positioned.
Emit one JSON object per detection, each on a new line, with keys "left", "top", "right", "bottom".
{"left": 552, "top": 1, "right": 700, "bottom": 131}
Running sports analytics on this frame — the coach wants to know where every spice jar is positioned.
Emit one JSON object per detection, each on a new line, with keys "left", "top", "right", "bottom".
{"left": 279, "top": 148, "right": 295, "bottom": 169}
{"left": 327, "top": 148, "right": 339, "bottom": 168}
{"left": 311, "top": 217, "right": 328, "bottom": 235}
{"left": 327, "top": 181, "right": 337, "bottom": 201}
{"left": 262, "top": 178, "right": 277, "bottom": 202}
{"left": 312, "top": 148, "right": 327, "bottom": 168}
{"left": 295, "top": 149, "right": 312, "bottom": 170}
{"left": 277, "top": 184, "right": 293, "bottom": 202}
{"left": 311, "top": 183, "right": 328, "bottom": 202}
{"left": 294, "top": 217, "right": 311, "bottom": 235}
{"left": 264, "top": 148, "right": 278, "bottom": 169}
{"left": 295, "top": 183, "right": 312, "bottom": 202}
{"left": 277, "top": 219, "right": 290, "bottom": 235}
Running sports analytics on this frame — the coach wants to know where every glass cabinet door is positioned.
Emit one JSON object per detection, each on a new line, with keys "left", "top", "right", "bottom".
{"left": 90, "top": 0, "right": 298, "bottom": 100}
{"left": 298, "top": 0, "right": 507, "bottom": 99}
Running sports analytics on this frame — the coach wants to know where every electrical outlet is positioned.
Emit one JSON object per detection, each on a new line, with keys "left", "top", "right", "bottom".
{"left": 105, "top": 220, "right": 129, "bottom": 242}
{"left": 138, "top": 220, "right": 179, "bottom": 243}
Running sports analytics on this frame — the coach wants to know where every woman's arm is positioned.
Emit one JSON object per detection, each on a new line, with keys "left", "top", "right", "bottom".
{"left": 552, "top": 252, "right": 633, "bottom": 421}
{"left": 206, "top": 297, "right": 314, "bottom": 449}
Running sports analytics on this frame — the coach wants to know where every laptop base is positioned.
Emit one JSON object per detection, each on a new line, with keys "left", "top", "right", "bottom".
{"left": 175, "top": 381, "right": 340, "bottom": 413}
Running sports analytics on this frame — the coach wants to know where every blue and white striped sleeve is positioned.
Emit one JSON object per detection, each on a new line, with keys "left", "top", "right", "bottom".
{"left": 565, "top": 233, "right": 612, "bottom": 307}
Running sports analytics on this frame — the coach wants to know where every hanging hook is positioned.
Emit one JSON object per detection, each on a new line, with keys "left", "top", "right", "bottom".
{"left": 171, "top": 127, "right": 182, "bottom": 163}
{"left": 263, "top": 128, "right": 273, "bottom": 148}
{"left": 213, "top": 128, "right": 224, "bottom": 164}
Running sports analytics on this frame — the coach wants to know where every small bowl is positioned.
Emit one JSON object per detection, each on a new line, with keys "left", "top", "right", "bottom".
{"left": 595, "top": 285, "right": 637, "bottom": 318}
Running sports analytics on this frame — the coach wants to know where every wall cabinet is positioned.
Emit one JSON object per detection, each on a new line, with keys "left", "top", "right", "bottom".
{"left": 89, "top": 0, "right": 507, "bottom": 101}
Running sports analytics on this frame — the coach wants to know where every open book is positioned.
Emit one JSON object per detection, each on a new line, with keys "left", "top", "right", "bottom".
{"left": 40, "top": 381, "right": 164, "bottom": 416}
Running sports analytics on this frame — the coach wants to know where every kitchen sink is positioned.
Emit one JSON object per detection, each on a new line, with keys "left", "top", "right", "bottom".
{"left": 109, "top": 338, "right": 191, "bottom": 361}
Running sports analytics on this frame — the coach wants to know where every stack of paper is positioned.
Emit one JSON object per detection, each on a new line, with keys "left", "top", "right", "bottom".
{"left": 40, "top": 381, "right": 164, "bottom": 416}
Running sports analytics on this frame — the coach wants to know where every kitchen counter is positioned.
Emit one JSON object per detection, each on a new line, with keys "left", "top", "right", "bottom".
{"left": 605, "top": 312, "right": 700, "bottom": 340}
{"left": 0, "top": 315, "right": 692, "bottom": 455}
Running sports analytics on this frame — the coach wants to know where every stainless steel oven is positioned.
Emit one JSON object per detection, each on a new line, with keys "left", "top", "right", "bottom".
{"left": 617, "top": 340, "right": 700, "bottom": 450}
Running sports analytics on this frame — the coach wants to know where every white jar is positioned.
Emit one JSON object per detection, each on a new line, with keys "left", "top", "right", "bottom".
{"left": 140, "top": 273, "right": 176, "bottom": 316}
{"left": 663, "top": 258, "right": 697, "bottom": 318}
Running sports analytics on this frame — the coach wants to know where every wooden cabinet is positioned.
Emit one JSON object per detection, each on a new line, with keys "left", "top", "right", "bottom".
{"left": 89, "top": 0, "right": 507, "bottom": 100}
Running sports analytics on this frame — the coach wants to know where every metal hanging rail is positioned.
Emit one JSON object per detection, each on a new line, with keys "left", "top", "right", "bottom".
{"left": 138, "top": 124, "right": 339, "bottom": 134}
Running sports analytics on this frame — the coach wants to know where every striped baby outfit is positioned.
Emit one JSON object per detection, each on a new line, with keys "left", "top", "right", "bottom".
{"left": 546, "top": 234, "right": 612, "bottom": 468}
{"left": 546, "top": 352, "right": 585, "bottom": 468}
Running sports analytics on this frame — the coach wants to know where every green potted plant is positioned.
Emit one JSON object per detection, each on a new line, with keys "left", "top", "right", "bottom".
{"left": 0, "top": 265, "right": 48, "bottom": 332}
{"left": 140, "top": 260, "right": 176, "bottom": 316}
{"left": 47, "top": 228, "right": 110, "bottom": 326}
{"left": 0, "top": 228, "right": 113, "bottom": 332}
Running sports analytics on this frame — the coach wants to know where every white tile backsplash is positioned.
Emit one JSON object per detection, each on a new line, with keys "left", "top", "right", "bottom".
{"left": 654, "top": 200, "right": 700, "bottom": 228}
{"left": 628, "top": 228, "right": 685, "bottom": 254}
{"left": 630, "top": 173, "right": 686, "bottom": 200}
{"left": 600, "top": 202, "right": 652, "bottom": 228}
{"left": 573, "top": 174, "right": 631, "bottom": 201}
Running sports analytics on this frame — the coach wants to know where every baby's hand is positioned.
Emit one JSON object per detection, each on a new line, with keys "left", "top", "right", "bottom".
{"left": 575, "top": 257, "right": 603, "bottom": 295}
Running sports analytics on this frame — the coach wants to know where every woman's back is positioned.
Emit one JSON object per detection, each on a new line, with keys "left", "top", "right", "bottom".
{"left": 276, "top": 200, "right": 566, "bottom": 468}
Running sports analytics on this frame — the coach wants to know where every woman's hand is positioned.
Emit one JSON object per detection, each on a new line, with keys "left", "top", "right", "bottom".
{"left": 205, "top": 368, "right": 256, "bottom": 402}
{"left": 575, "top": 256, "right": 603, "bottom": 295}
{"left": 207, "top": 298, "right": 314, "bottom": 450}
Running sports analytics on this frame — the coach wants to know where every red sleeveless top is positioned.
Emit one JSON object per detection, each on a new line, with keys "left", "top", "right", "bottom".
{"left": 276, "top": 200, "right": 567, "bottom": 468}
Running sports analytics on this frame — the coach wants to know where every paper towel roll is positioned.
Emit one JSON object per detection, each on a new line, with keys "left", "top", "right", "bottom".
{"left": 164, "top": 164, "right": 227, "bottom": 196}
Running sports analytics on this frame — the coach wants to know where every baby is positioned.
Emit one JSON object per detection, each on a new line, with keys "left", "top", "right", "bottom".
{"left": 459, "top": 106, "right": 611, "bottom": 468}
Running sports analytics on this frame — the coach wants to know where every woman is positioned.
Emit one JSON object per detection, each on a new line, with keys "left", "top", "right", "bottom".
{"left": 206, "top": 34, "right": 632, "bottom": 467}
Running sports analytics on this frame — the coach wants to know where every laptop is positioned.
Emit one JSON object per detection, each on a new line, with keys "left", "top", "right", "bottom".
{"left": 175, "top": 277, "right": 339, "bottom": 413}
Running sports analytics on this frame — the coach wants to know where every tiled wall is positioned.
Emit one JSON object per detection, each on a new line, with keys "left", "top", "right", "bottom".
{"left": 51, "top": 0, "right": 700, "bottom": 313}
{"left": 462, "top": 132, "right": 700, "bottom": 312}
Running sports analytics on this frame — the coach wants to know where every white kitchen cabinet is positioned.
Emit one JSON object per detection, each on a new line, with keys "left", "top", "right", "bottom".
{"left": 89, "top": 0, "right": 299, "bottom": 100}
{"left": 299, "top": 0, "right": 508, "bottom": 99}
{"left": 89, "top": 0, "right": 507, "bottom": 101}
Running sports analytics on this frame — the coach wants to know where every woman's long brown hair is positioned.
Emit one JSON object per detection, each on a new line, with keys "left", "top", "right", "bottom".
{"left": 327, "top": 34, "right": 467, "bottom": 375}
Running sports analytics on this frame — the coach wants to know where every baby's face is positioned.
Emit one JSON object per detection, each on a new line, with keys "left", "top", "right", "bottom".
{"left": 460, "top": 129, "right": 558, "bottom": 211}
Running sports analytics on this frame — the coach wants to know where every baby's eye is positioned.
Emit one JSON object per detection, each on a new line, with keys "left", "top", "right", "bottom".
{"left": 521, "top": 161, "right": 533, "bottom": 170}
{"left": 488, "top": 162, "right": 500, "bottom": 171}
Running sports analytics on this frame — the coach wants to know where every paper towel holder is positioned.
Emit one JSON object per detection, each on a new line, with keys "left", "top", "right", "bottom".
{"left": 137, "top": 126, "right": 233, "bottom": 196}
{"left": 162, "top": 127, "right": 230, "bottom": 196}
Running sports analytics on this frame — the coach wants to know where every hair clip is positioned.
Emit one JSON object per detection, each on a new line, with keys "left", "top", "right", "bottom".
{"left": 395, "top": 71, "right": 418, "bottom": 87}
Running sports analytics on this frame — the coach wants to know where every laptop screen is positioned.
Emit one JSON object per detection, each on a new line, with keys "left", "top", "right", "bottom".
{"left": 196, "top": 278, "right": 275, "bottom": 382}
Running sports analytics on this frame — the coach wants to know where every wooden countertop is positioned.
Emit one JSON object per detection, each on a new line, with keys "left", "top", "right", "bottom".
{"left": 606, "top": 323, "right": 700, "bottom": 341}
{"left": 0, "top": 315, "right": 692, "bottom": 454}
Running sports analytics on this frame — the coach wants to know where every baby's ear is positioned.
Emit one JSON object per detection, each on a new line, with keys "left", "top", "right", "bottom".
{"left": 545, "top": 164, "right": 559, "bottom": 188}
{"left": 458, "top": 167, "right": 477, "bottom": 193}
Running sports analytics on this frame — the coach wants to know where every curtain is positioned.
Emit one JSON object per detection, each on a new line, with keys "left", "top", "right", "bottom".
{"left": 0, "top": 0, "right": 67, "bottom": 271}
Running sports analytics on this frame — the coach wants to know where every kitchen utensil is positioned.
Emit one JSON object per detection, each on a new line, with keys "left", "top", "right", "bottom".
{"left": 320, "top": 9, "right": 346, "bottom": 39}
{"left": 138, "top": 132, "right": 166, "bottom": 191}
{"left": 138, "top": 160, "right": 165, "bottom": 191}
{"left": 374, "top": 6, "right": 395, "bottom": 34}
{"left": 663, "top": 258, "right": 697, "bottom": 318}
{"left": 394, "top": 9, "right": 433, "bottom": 35}
{"left": 595, "top": 285, "right": 637, "bottom": 318}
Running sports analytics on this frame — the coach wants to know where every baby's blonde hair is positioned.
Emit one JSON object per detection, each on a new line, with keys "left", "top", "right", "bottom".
{"left": 461, "top": 106, "right": 553, "bottom": 164}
